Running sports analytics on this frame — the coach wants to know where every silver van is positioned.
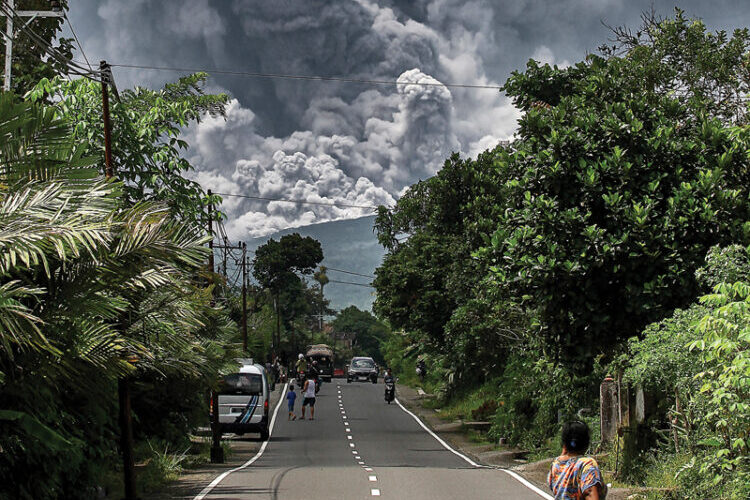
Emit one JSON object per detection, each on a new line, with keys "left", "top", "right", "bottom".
{"left": 216, "top": 359, "right": 270, "bottom": 440}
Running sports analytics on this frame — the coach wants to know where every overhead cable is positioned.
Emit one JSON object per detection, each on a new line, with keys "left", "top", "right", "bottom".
{"left": 327, "top": 279, "right": 375, "bottom": 288}
{"left": 63, "top": 11, "right": 92, "bottom": 71}
{"left": 214, "top": 191, "right": 382, "bottom": 210}
{"left": 324, "top": 267, "right": 376, "bottom": 279}
{"left": 109, "top": 63, "right": 504, "bottom": 90}
{"left": 0, "top": 2, "right": 101, "bottom": 81}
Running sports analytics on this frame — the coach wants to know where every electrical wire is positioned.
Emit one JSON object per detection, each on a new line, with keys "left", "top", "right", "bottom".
{"left": 109, "top": 63, "right": 504, "bottom": 90}
{"left": 327, "top": 279, "right": 375, "bottom": 288}
{"left": 63, "top": 11, "right": 91, "bottom": 71}
{"left": 324, "top": 267, "right": 376, "bottom": 279}
{"left": 214, "top": 191, "right": 382, "bottom": 210}
{"left": 0, "top": 2, "right": 101, "bottom": 81}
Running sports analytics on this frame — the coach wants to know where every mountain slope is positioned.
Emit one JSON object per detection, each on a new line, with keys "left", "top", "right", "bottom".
{"left": 246, "top": 216, "right": 384, "bottom": 312}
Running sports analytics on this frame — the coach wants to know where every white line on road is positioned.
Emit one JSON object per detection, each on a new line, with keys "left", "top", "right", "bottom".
{"left": 348, "top": 435, "right": 353, "bottom": 440}
{"left": 393, "top": 397, "right": 553, "bottom": 499}
{"left": 369, "top": 475, "right": 377, "bottom": 482}
{"left": 350, "top": 443, "right": 355, "bottom": 447}
{"left": 371, "top": 488, "right": 381, "bottom": 496}
{"left": 193, "top": 382, "right": 289, "bottom": 500}
{"left": 499, "top": 469, "right": 555, "bottom": 500}
{"left": 364, "top": 467, "right": 373, "bottom": 472}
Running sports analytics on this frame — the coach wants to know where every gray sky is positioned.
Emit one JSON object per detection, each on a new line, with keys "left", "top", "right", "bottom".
{"left": 67, "top": 0, "right": 750, "bottom": 239}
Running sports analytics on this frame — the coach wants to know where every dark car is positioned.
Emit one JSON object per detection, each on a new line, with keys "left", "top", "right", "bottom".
{"left": 347, "top": 357, "right": 378, "bottom": 384}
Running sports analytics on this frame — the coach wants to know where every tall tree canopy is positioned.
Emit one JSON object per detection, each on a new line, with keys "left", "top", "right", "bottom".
{"left": 487, "top": 13, "right": 750, "bottom": 364}
{"left": 330, "top": 306, "right": 390, "bottom": 363}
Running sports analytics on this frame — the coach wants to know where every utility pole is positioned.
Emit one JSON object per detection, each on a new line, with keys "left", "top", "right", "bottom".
{"left": 206, "top": 189, "right": 223, "bottom": 464}
{"left": 2, "top": 0, "right": 63, "bottom": 92}
{"left": 241, "top": 242, "right": 248, "bottom": 353}
{"left": 96, "top": 60, "right": 136, "bottom": 500}
{"left": 100, "top": 60, "right": 114, "bottom": 178}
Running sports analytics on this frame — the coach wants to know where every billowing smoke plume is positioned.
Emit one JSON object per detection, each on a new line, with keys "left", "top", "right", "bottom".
{"left": 71, "top": 0, "right": 733, "bottom": 238}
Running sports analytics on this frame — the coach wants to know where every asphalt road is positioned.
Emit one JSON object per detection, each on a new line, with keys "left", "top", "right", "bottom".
{"left": 196, "top": 380, "right": 548, "bottom": 500}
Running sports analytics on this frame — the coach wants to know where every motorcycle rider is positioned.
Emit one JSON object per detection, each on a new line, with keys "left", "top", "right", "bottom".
{"left": 384, "top": 368, "right": 396, "bottom": 403}
{"left": 295, "top": 353, "right": 307, "bottom": 386}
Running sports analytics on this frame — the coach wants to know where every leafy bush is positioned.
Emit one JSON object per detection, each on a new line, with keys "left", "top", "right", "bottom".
{"left": 687, "top": 281, "right": 750, "bottom": 493}
{"left": 471, "top": 400, "right": 499, "bottom": 421}
{"left": 489, "top": 343, "right": 604, "bottom": 450}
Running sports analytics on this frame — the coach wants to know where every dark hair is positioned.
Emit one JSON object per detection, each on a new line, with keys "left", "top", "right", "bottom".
{"left": 561, "top": 421, "right": 590, "bottom": 454}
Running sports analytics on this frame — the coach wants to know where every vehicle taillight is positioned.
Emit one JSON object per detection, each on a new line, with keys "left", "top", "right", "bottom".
{"left": 264, "top": 399, "right": 269, "bottom": 415}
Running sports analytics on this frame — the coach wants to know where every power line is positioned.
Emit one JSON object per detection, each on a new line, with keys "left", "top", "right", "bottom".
{"left": 328, "top": 279, "right": 375, "bottom": 288}
{"left": 63, "top": 11, "right": 91, "bottom": 71}
{"left": 109, "top": 63, "right": 504, "bottom": 90}
{"left": 324, "top": 267, "right": 376, "bottom": 279}
{"left": 214, "top": 191, "right": 382, "bottom": 210}
{"left": 0, "top": 2, "right": 101, "bottom": 81}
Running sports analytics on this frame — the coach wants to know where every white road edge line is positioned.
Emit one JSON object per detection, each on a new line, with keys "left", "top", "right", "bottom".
{"left": 393, "top": 397, "right": 553, "bottom": 500}
{"left": 193, "top": 382, "right": 289, "bottom": 500}
{"left": 500, "top": 469, "right": 555, "bottom": 500}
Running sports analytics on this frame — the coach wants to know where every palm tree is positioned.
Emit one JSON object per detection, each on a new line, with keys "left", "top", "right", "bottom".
{"left": 0, "top": 92, "right": 237, "bottom": 498}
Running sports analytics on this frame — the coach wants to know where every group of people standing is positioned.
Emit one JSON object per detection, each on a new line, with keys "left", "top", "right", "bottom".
{"left": 287, "top": 353, "right": 318, "bottom": 421}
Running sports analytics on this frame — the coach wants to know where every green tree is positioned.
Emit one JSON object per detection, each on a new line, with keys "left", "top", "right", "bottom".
{"left": 373, "top": 150, "right": 524, "bottom": 384}
{"left": 484, "top": 13, "right": 750, "bottom": 365}
{"left": 0, "top": 91, "right": 236, "bottom": 498}
{"left": 253, "top": 233, "right": 323, "bottom": 354}
{"left": 330, "top": 306, "right": 389, "bottom": 363}
{"left": 29, "top": 74, "right": 228, "bottom": 223}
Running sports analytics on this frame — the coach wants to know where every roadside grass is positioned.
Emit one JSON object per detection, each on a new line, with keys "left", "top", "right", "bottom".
{"left": 102, "top": 436, "right": 235, "bottom": 498}
{"left": 427, "top": 379, "right": 503, "bottom": 422}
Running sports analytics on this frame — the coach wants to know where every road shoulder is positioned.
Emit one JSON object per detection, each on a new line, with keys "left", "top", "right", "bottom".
{"left": 395, "top": 384, "right": 550, "bottom": 490}
{"left": 145, "top": 384, "right": 285, "bottom": 500}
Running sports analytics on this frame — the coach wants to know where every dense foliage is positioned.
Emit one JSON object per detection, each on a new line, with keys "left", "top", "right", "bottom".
{"left": 0, "top": 91, "right": 242, "bottom": 498}
{"left": 330, "top": 306, "right": 389, "bottom": 363}
{"left": 374, "top": 12, "right": 750, "bottom": 497}
{"left": 28, "top": 74, "right": 228, "bottom": 223}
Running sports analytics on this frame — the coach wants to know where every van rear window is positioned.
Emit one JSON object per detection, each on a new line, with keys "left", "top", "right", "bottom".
{"left": 220, "top": 374, "right": 262, "bottom": 395}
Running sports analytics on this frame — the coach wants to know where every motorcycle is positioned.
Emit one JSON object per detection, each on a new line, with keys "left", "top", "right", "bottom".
{"left": 384, "top": 379, "right": 396, "bottom": 404}
{"left": 296, "top": 370, "right": 306, "bottom": 388}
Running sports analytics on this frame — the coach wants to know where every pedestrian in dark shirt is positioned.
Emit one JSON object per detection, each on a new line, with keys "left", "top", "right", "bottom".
{"left": 287, "top": 382, "right": 297, "bottom": 420}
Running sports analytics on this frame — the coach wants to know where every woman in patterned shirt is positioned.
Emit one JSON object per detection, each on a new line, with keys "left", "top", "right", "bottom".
{"left": 547, "top": 421, "right": 607, "bottom": 499}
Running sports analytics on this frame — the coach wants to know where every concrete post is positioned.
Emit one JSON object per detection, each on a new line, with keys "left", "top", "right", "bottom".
{"left": 600, "top": 374, "right": 618, "bottom": 443}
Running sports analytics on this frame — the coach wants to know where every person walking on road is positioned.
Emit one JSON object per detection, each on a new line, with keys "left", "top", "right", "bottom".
{"left": 301, "top": 375, "right": 316, "bottom": 420}
{"left": 287, "top": 382, "right": 297, "bottom": 420}
{"left": 548, "top": 421, "right": 607, "bottom": 500}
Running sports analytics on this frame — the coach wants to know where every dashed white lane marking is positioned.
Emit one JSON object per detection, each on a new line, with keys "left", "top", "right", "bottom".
{"left": 393, "top": 397, "right": 553, "bottom": 500}
{"left": 352, "top": 450, "right": 358, "bottom": 454}
{"left": 350, "top": 443, "right": 355, "bottom": 447}
{"left": 364, "top": 467, "right": 373, "bottom": 472}
{"left": 371, "top": 489, "right": 381, "bottom": 496}
{"left": 355, "top": 455, "right": 361, "bottom": 459}
{"left": 369, "top": 476, "right": 377, "bottom": 482}
{"left": 347, "top": 435, "right": 353, "bottom": 440}
{"left": 193, "top": 382, "right": 289, "bottom": 500}
{"left": 358, "top": 461, "right": 365, "bottom": 465}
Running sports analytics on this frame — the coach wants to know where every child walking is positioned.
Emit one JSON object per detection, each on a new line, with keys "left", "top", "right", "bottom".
{"left": 287, "top": 382, "right": 297, "bottom": 420}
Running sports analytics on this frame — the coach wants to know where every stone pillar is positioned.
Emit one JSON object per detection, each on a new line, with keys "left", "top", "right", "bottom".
{"left": 600, "top": 375, "right": 618, "bottom": 443}
{"left": 635, "top": 386, "right": 645, "bottom": 424}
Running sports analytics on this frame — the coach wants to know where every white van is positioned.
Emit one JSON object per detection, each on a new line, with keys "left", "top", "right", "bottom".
{"left": 216, "top": 359, "right": 271, "bottom": 440}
